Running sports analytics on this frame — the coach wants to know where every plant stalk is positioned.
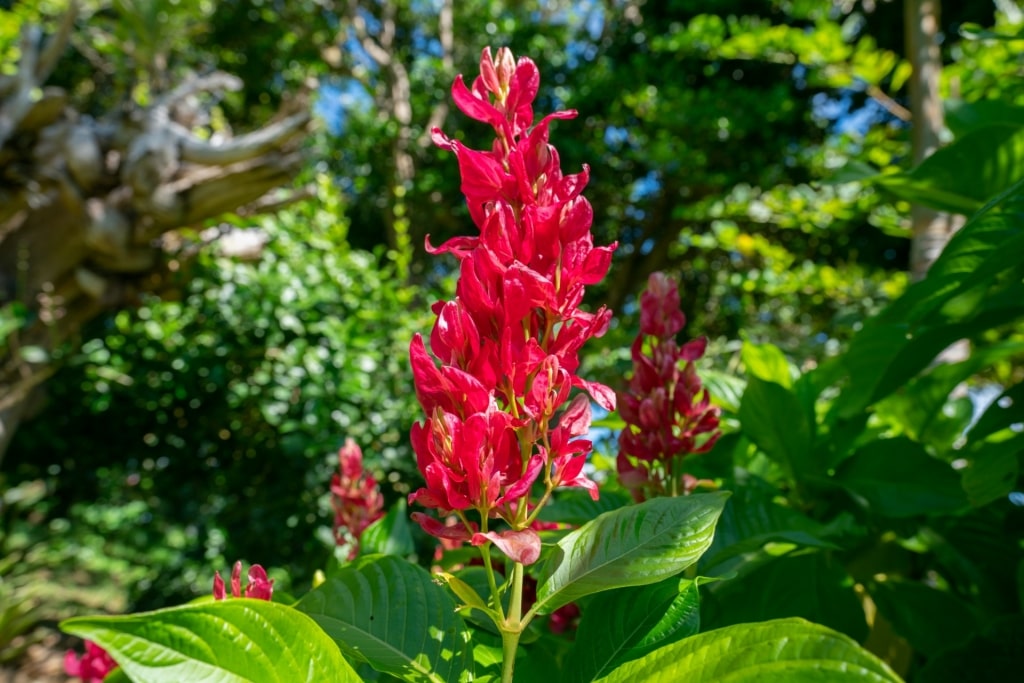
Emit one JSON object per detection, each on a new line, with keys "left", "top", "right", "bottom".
{"left": 499, "top": 561, "right": 526, "bottom": 683}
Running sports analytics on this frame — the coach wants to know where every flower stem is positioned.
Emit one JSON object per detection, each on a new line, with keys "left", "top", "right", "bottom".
{"left": 500, "top": 562, "right": 525, "bottom": 683}
{"left": 480, "top": 544, "right": 506, "bottom": 622}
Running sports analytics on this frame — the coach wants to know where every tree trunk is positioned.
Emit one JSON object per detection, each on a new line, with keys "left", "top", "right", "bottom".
{"left": 905, "top": 0, "right": 964, "bottom": 282}
{"left": 0, "top": 4, "right": 311, "bottom": 465}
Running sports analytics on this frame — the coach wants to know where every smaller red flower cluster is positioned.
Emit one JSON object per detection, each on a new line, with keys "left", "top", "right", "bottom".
{"left": 331, "top": 438, "right": 385, "bottom": 559}
{"left": 408, "top": 47, "right": 616, "bottom": 565}
{"left": 64, "top": 641, "right": 117, "bottom": 683}
{"left": 213, "top": 561, "right": 274, "bottom": 601}
{"left": 617, "top": 272, "right": 721, "bottom": 500}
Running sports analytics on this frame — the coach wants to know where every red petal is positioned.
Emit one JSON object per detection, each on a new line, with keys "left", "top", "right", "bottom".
{"left": 451, "top": 75, "right": 505, "bottom": 128}
{"left": 471, "top": 529, "right": 542, "bottom": 566}
{"left": 499, "top": 454, "right": 545, "bottom": 505}
{"left": 213, "top": 571, "right": 226, "bottom": 601}
{"left": 245, "top": 565, "right": 274, "bottom": 601}
{"left": 412, "top": 512, "right": 475, "bottom": 541}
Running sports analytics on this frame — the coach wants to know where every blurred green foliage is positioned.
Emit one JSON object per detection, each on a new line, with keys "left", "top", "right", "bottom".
{"left": 6, "top": 179, "right": 435, "bottom": 608}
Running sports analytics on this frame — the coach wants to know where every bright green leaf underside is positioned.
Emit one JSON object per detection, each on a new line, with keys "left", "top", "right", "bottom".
{"left": 534, "top": 492, "right": 729, "bottom": 615}
{"left": 595, "top": 617, "right": 904, "bottom": 683}
{"left": 62, "top": 599, "right": 362, "bottom": 683}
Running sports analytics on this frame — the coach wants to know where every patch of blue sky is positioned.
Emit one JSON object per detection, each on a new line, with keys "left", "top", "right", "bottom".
{"left": 314, "top": 79, "right": 373, "bottom": 136}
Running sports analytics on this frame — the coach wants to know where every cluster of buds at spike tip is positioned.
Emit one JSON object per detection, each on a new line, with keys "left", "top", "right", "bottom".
{"left": 617, "top": 272, "right": 721, "bottom": 501}
{"left": 408, "top": 47, "right": 617, "bottom": 566}
{"left": 213, "top": 561, "right": 274, "bottom": 601}
{"left": 331, "top": 438, "right": 385, "bottom": 559}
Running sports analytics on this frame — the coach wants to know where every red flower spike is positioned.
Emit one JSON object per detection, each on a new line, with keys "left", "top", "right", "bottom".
{"left": 411, "top": 46, "right": 616, "bottom": 548}
{"left": 65, "top": 641, "right": 117, "bottom": 683}
{"left": 617, "top": 272, "right": 721, "bottom": 501}
{"left": 329, "top": 439, "right": 384, "bottom": 558}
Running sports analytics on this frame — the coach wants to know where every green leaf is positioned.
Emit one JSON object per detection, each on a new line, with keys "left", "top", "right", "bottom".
{"left": 738, "top": 377, "right": 815, "bottom": 482}
{"left": 701, "top": 369, "right": 746, "bottom": 414}
{"left": 703, "top": 553, "right": 867, "bottom": 642}
{"left": 874, "top": 124, "right": 1024, "bottom": 214}
{"left": 594, "top": 618, "right": 903, "bottom": 683}
{"left": 296, "top": 554, "right": 471, "bottom": 683}
{"left": 945, "top": 98, "right": 1024, "bottom": 138}
{"left": 959, "top": 22, "right": 1024, "bottom": 41}
{"left": 830, "top": 323, "right": 910, "bottom": 420}
{"left": 61, "top": 599, "right": 362, "bottom": 683}
{"left": 877, "top": 343, "right": 1024, "bottom": 444}
{"left": 566, "top": 576, "right": 701, "bottom": 683}
{"left": 741, "top": 340, "right": 793, "bottom": 388}
{"left": 962, "top": 435, "right": 1022, "bottom": 507}
{"left": 879, "top": 178, "right": 1024, "bottom": 326}
{"left": 916, "top": 616, "right": 1024, "bottom": 683}
{"left": 532, "top": 492, "right": 728, "bottom": 615}
{"left": 360, "top": 499, "right": 415, "bottom": 557}
{"left": 869, "top": 580, "right": 979, "bottom": 658}
{"left": 104, "top": 668, "right": 132, "bottom": 683}
{"left": 700, "top": 473, "right": 838, "bottom": 577}
{"left": 834, "top": 438, "right": 966, "bottom": 517}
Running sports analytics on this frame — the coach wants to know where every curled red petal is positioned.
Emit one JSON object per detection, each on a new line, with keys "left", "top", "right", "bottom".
{"left": 471, "top": 529, "right": 542, "bottom": 566}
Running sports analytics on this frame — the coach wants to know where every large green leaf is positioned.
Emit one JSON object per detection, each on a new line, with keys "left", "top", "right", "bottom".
{"left": 739, "top": 377, "right": 816, "bottom": 482}
{"left": 741, "top": 340, "right": 793, "bottom": 388}
{"left": 61, "top": 599, "right": 362, "bottom": 683}
{"left": 880, "top": 179, "right": 1024, "bottom": 326}
{"left": 962, "top": 435, "right": 1022, "bottom": 507}
{"left": 532, "top": 492, "right": 728, "bottom": 615}
{"left": 700, "top": 472, "right": 838, "bottom": 577}
{"left": 869, "top": 580, "right": 979, "bottom": 658}
{"left": 916, "top": 616, "right": 1024, "bottom": 683}
{"left": 834, "top": 438, "right": 966, "bottom": 517}
{"left": 296, "top": 555, "right": 471, "bottom": 683}
{"left": 829, "top": 323, "right": 910, "bottom": 421}
{"left": 702, "top": 553, "right": 867, "bottom": 642}
{"left": 946, "top": 99, "right": 1024, "bottom": 138}
{"left": 566, "top": 576, "right": 701, "bottom": 683}
{"left": 875, "top": 124, "right": 1024, "bottom": 214}
{"left": 831, "top": 181, "right": 1024, "bottom": 426}
{"left": 876, "top": 343, "right": 1024, "bottom": 444}
{"left": 594, "top": 618, "right": 903, "bottom": 683}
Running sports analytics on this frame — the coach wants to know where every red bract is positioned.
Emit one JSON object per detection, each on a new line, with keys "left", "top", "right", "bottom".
{"left": 213, "top": 561, "right": 274, "bottom": 601}
{"left": 409, "top": 47, "right": 617, "bottom": 562}
{"left": 330, "top": 438, "right": 385, "bottom": 558}
{"left": 617, "top": 272, "right": 722, "bottom": 501}
{"left": 64, "top": 640, "right": 117, "bottom": 683}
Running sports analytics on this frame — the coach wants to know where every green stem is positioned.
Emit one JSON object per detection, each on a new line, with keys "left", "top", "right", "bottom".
{"left": 500, "top": 562, "right": 525, "bottom": 683}
{"left": 479, "top": 544, "right": 506, "bottom": 622}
